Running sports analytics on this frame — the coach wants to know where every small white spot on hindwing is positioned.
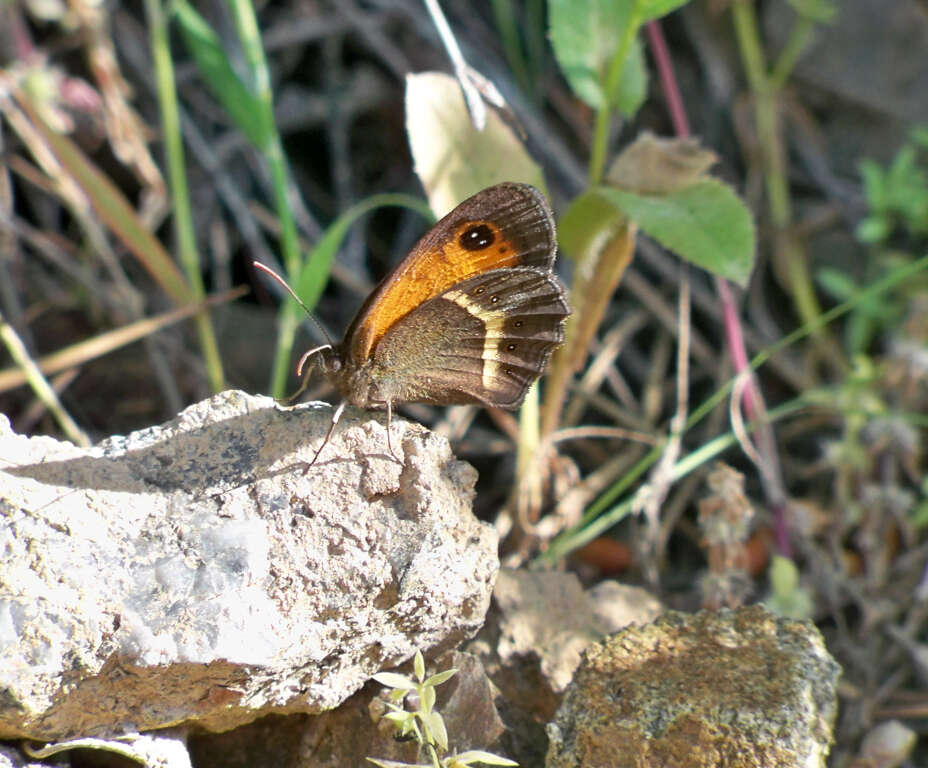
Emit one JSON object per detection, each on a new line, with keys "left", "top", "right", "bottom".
{"left": 444, "top": 288, "right": 506, "bottom": 391}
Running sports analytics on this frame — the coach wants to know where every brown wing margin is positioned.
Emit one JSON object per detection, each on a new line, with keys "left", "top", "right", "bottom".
{"left": 344, "top": 183, "right": 557, "bottom": 366}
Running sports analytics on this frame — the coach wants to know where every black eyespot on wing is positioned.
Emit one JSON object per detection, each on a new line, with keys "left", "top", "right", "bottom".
{"left": 475, "top": 286, "right": 486, "bottom": 295}
{"left": 460, "top": 224, "right": 495, "bottom": 251}
{"left": 514, "top": 320, "right": 523, "bottom": 327}
{"left": 491, "top": 295, "right": 500, "bottom": 303}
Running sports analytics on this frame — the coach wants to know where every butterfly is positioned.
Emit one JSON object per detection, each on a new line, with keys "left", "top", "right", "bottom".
{"left": 257, "top": 182, "right": 569, "bottom": 465}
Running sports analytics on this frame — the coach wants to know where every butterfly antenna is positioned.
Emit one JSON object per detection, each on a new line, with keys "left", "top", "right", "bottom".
{"left": 253, "top": 261, "right": 335, "bottom": 349}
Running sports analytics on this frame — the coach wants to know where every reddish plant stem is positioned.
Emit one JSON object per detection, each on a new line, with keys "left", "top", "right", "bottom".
{"left": 7, "top": 5, "right": 37, "bottom": 62}
{"left": 645, "top": 21, "right": 690, "bottom": 138}
{"left": 645, "top": 20, "right": 792, "bottom": 557}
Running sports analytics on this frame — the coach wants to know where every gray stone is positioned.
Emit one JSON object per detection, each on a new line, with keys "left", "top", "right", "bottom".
{"left": 0, "top": 390, "right": 498, "bottom": 741}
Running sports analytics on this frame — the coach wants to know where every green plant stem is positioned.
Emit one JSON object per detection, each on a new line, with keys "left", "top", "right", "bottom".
{"left": 227, "top": 0, "right": 303, "bottom": 397}
{"left": 146, "top": 0, "right": 225, "bottom": 393}
{"left": 524, "top": 0, "right": 546, "bottom": 89}
{"left": 588, "top": 8, "right": 641, "bottom": 184}
{"left": 588, "top": 106, "right": 613, "bottom": 187}
{"left": 730, "top": 0, "right": 829, "bottom": 359}
{"left": 537, "top": 396, "right": 810, "bottom": 564}
{"left": 535, "top": 252, "right": 928, "bottom": 566}
{"left": 490, "top": 0, "right": 532, "bottom": 96}
{"left": 770, "top": 14, "right": 813, "bottom": 89}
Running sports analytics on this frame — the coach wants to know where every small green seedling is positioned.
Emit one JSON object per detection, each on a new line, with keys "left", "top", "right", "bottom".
{"left": 367, "top": 650, "right": 517, "bottom": 768}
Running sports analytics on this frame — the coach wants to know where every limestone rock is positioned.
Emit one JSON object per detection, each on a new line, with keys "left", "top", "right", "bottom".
{"left": 545, "top": 605, "right": 841, "bottom": 768}
{"left": 470, "top": 569, "right": 662, "bottom": 767}
{"left": 0, "top": 390, "right": 498, "bottom": 741}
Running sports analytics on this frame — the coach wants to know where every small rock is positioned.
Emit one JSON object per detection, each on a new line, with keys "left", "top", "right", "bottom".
{"left": 546, "top": 605, "right": 841, "bottom": 768}
{"left": 471, "top": 569, "right": 662, "bottom": 767}
{"left": 0, "top": 744, "right": 46, "bottom": 768}
{"left": 850, "top": 720, "right": 917, "bottom": 768}
{"left": 432, "top": 650, "right": 506, "bottom": 754}
{"left": 492, "top": 569, "right": 662, "bottom": 720}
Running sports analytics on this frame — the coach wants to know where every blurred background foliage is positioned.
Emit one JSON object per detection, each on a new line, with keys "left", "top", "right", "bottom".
{"left": 1, "top": 0, "right": 928, "bottom": 762}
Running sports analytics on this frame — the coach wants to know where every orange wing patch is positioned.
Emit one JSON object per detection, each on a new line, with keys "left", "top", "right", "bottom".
{"left": 352, "top": 220, "right": 522, "bottom": 360}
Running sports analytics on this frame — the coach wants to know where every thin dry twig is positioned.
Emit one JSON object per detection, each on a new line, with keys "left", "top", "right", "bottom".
{"left": 633, "top": 265, "right": 692, "bottom": 584}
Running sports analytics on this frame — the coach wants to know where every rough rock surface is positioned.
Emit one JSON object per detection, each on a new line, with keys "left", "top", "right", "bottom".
{"left": 492, "top": 569, "right": 662, "bottom": 717}
{"left": 470, "top": 569, "right": 663, "bottom": 767}
{"left": 545, "top": 605, "right": 842, "bottom": 768}
{"left": 0, "top": 390, "right": 498, "bottom": 741}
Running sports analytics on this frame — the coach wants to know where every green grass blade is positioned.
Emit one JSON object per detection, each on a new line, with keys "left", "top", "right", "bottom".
{"left": 172, "top": 0, "right": 268, "bottom": 148}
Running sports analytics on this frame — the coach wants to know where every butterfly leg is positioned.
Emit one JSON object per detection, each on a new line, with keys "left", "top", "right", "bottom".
{"left": 384, "top": 400, "right": 403, "bottom": 465}
{"left": 304, "top": 400, "right": 346, "bottom": 471}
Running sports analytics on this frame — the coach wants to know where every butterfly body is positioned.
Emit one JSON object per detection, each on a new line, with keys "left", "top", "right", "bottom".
{"left": 322, "top": 265, "right": 568, "bottom": 410}
{"left": 285, "top": 182, "right": 569, "bottom": 464}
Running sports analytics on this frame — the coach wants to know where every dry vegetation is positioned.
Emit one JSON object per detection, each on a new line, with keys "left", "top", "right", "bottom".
{"left": 1, "top": 0, "right": 927, "bottom": 764}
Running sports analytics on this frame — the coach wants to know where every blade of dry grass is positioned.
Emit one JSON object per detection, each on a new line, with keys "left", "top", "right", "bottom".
{"left": 12, "top": 86, "right": 192, "bottom": 305}
{"left": 0, "top": 286, "right": 247, "bottom": 394}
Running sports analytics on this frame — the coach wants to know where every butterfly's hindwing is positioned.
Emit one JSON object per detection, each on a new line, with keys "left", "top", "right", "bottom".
{"left": 367, "top": 267, "right": 568, "bottom": 408}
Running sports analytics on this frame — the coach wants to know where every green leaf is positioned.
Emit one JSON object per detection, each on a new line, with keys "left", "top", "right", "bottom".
{"left": 912, "top": 500, "right": 928, "bottom": 529}
{"left": 598, "top": 179, "right": 756, "bottom": 286}
{"left": 383, "top": 711, "right": 412, "bottom": 726}
{"left": 846, "top": 311, "right": 875, "bottom": 356}
{"left": 452, "top": 751, "right": 519, "bottom": 767}
{"left": 424, "top": 668, "right": 458, "bottom": 688}
{"left": 372, "top": 672, "right": 416, "bottom": 690}
{"left": 858, "top": 159, "right": 887, "bottom": 210}
{"left": 172, "top": 1, "right": 267, "bottom": 148}
{"left": 413, "top": 650, "right": 426, "bottom": 681}
{"left": 911, "top": 125, "right": 928, "bottom": 150}
{"left": 420, "top": 682, "right": 436, "bottom": 714}
{"left": 613, "top": 37, "right": 647, "bottom": 118}
{"left": 638, "top": 0, "right": 691, "bottom": 21}
{"left": 769, "top": 554, "right": 799, "bottom": 595}
{"left": 764, "top": 555, "right": 813, "bottom": 619}
{"left": 423, "top": 710, "right": 447, "bottom": 751}
{"left": 556, "top": 190, "right": 635, "bottom": 373}
{"left": 558, "top": 189, "right": 626, "bottom": 260}
{"left": 855, "top": 216, "right": 890, "bottom": 244}
{"left": 816, "top": 267, "right": 859, "bottom": 301}
{"left": 548, "top": 0, "right": 635, "bottom": 109}
{"left": 293, "top": 194, "right": 432, "bottom": 313}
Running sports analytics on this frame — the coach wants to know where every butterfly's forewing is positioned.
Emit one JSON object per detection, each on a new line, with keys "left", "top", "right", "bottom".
{"left": 344, "top": 183, "right": 556, "bottom": 368}
{"left": 367, "top": 267, "right": 568, "bottom": 408}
